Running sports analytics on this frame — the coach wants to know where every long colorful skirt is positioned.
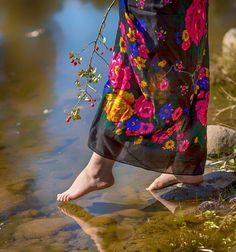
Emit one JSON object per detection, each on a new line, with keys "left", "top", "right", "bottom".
{"left": 87, "top": 0, "right": 210, "bottom": 175}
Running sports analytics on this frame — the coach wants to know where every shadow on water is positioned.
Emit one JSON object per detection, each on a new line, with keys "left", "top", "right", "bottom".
{"left": 0, "top": 0, "right": 235, "bottom": 251}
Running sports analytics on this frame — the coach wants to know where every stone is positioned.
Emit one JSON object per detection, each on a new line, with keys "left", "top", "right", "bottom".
{"left": 207, "top": 125, "right": 236, "bottom": 157}
{"left": 224, "top": 194, "right": 236, "bottom": 204}
{"left": 150, "top": 171, "right": 236, "bottom": 201}
{"left": 194, "top": 200, "right": 230, "bottom": 213}
{"left": 14, "top": 217, "right": 73, "bottom": 240}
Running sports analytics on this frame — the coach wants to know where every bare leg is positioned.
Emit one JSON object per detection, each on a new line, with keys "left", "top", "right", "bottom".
{"left": 57, "top": 152, "right": 115, "bottom": 202}
{"left": 146, "top": 173, "right": 203, "bottom": 191}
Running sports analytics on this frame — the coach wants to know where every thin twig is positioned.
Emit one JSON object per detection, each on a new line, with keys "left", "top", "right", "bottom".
{"left": 88, "top": 0, "right": 117, "bottom": 68}
{"left": 219, "top": 86, "right": 236, "bottom": 102}
{"left": 225, "top": 76, "right": 236, "bottom": 87}
{"left": 214, "top": 105, "right": 236, "bottom": 117}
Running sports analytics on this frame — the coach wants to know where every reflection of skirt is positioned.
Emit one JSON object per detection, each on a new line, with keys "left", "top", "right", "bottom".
{"left": 87, "top": 0, "right": 210, "bottom": 175}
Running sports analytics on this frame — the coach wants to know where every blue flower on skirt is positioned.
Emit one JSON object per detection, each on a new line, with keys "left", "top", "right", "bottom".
{"left": 125, "top": 117, "right": 141, "bottom": 131}
{"left": 184, "top": 107, "right": 189, "bottom": 114}
{"left": 159, "top": 103, "right": 173, "bottom": 119}
{"left": 119, "top": 0, "right": 125, "bottom": 10}
{"left": 199, "top": 76, "right": 208, "bottom": 89}
{"left": 136, "top": 19, "right": 146, "bottom": 31}
{"left": 103, "top": 80, "right": 111, "bottom": 94}
{"left": 129, "top": 43, "right": 139, "bottom": 56}
{"left": 175, "top": 31, "right": 181, "bottom": 45}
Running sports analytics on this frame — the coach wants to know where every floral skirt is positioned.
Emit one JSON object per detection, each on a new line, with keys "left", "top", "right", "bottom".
{"left": 87, "top": 0, "right": 210, "bottom": 175}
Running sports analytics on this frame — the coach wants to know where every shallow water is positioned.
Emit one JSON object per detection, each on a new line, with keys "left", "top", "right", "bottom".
{"left": 0, "top": 0, "right": 235, "bottom": 251}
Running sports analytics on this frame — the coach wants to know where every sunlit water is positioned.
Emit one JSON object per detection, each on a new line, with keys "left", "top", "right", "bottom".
{"left": 0, "top": 0, "right": 235, "bottom": 251}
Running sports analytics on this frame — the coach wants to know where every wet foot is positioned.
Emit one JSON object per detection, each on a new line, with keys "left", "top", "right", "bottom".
{"left": 146, "top": 173, "right": 203, "bottom": 191}
{"left": 57, "top": 152, "right": 115, "bottom": 202}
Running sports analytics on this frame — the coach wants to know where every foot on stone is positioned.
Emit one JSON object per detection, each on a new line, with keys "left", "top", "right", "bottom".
{"left": 57, "top": 161, "right": 114, "bottom": 202}
{"left": 146, "top": 173, "right": 203, "bottom": 191}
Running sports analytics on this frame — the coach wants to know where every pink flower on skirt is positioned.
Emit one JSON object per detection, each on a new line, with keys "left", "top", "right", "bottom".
{"left": 129, "top": 54, "right": 137, "bottom": 67}
{"left": 185, "top": 0, "right": 207, "bottom": 45}
{"left": 172, "top": 107, "right": 183, "bottom": 121}
{"left": 135, "top": 30, "right": 145, "bottom": 44}
{"left": 138, "top": 122, "right": 154, "bottom": 134}
{"left": 181, "top": 40, "right": 191, "bottom": 51}
{"left": 108, "top": 52, "right": 131, "bottom": 90}
{"left": 138, "top": 44, "right": 149, "bottom": 59}
{"left": 126, "top": 129, "right": 140, "bottom": 136}
{"left": 151, "top": 131, "right": 169, "bottom": 144}
{"left": 197, "top": 90, "right": 205, "bottom": 99}
{"left": 119, "top": 21, "right": 126, "bottom": 37}
{"left": 179, "top": 139, "right": 190, "bottom": 152}
{"left": 198, "top": 67, "right": 206, "bottom": 80}
{"left": 158, "top": 79, "right": 169, "bottom": 91}
{"left": 134, "top": 95, "right": 155, "bottom": 118}
{"left": 195, "top": 91, "right": 209, "bottom": 126}
{"left": 176, "top": 133, "right": 184, "bottom": 140}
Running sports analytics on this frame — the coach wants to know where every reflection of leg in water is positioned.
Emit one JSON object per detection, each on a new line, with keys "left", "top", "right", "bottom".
{"left": 147, "top": 190, "right": 179, "bottom": 213}
{"left": 57, "top": 152, "right": 115, "bottom": 202}
{"left": 146, "top": 174, "right": 203, "bottom": 191}
{"left": 59, "top": 203, "right": 112, "bottom": 252}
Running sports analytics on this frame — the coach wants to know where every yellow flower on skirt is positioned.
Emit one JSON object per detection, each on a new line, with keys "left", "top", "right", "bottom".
{"left": 127, "top": 27, "right": 136, "bottom": 42}
{"left": 182, "top": 29, "right": 190, "bottom": 41}
{"left": 163, "top": 140, "right": 175, "bottom": 150}
{"left": 104, "top": 89, "right": 135, "bottom": 123}
{"left": 134, "top": 56, "right": 146, "bottom": 70}
{"left": 119, "top": 37, "right": 127, "bottom": 53}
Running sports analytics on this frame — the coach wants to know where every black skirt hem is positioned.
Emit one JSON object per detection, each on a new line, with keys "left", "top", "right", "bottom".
{"left": 87, "top": 142, "right": 205, "bottom": 176}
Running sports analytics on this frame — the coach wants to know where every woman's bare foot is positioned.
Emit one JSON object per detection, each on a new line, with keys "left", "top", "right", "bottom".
{"left": 146, "top": 173, "right": 203, "bottom": 191}
{"left": 57, "top": 152, "right": 115, "bottom": 202}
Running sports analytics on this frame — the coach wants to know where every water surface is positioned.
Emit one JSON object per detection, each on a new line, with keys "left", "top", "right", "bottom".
{"left": 0, "top": 0, "right": 235, "bottom": 251}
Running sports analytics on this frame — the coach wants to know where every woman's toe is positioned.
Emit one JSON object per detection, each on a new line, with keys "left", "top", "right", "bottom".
{"left": 59, "top": 194, "right": 65, "bottom": 202}
{"left": 61, "top": 193, "right": 67, "bottom": 202}
{"left": 63, "top": 193, "right": 70, "bottom": 202}
{"left": 57, "top": 194, "right": 61, "bottom": 201}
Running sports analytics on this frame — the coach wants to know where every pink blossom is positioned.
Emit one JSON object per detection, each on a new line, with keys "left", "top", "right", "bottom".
{"left": 195, "top": 91, "right": 209, "bottom": 126}
{"left": 134, "top": 95, "right": 155, "bottom": 118}
{"left": 179, "top": 139, "right": 190, "bottom": 152}
{"left": 172, "top": 107, "right": 183, "bottom": 121}
{"left": 108, "top": 52, "right": 131, "bottom": 90}
{"left": 185, "top": 0, "right": 207, "bottom": 45}
{"left": 138, "top": 44, "right": 149, "bottom": 59}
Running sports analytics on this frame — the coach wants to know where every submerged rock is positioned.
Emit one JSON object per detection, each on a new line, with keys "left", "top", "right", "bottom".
{"left": 6, "top": 178, "right": 33, "bottom": 194}
{"left": 207, "top": 125, "right": 236, "bottom": 157}
{"left": 151, "top": 171, "right": 236, "bottom": 201}
{"left": 14, "top": 217, "right": 72, "bottom": 240}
